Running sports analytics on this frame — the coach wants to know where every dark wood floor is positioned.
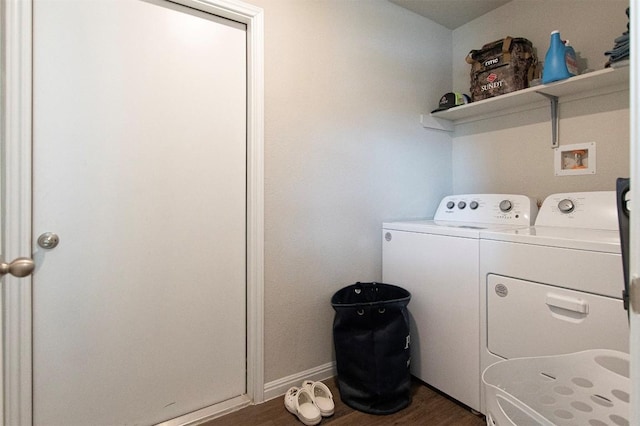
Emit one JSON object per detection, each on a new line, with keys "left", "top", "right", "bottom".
{"left": 203, "top": 377, "right": 486, "bottom": 426}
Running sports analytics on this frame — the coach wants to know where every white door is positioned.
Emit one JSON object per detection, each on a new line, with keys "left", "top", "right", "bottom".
{"left": 486, "top": 274, "right": 629, "bottom": 359}
{"left": 31, "top": 1, "right": 247, "bottom": 424}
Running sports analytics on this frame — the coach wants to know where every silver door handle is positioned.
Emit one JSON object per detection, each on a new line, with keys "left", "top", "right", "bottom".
{"left": 0, "top": 257, "right": 35, "bottom": 278}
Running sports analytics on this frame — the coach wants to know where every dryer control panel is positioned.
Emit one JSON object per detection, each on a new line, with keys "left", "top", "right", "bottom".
{"left": 536, "top": 191, "right": 618, "bottom": 230}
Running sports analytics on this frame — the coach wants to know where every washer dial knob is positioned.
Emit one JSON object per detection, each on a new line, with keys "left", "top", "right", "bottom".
{"left": 470, "top": 201, "right": 479, "bottom": 210}
{"left": 558, "top": 199, "right": 575, "bottom": 213}
{"left": 446, "top": 201, "right": 455, "bottom": 209}
{"left": 458, "top": 201, "right": 467, "bottom": 209}
{"left": 499, "top": 200, "right": 513, "bottom": 213}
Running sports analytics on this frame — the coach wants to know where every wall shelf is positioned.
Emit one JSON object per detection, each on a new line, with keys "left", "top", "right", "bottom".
{"left": 422, "top": 65, "right": 629, "bottom": 134}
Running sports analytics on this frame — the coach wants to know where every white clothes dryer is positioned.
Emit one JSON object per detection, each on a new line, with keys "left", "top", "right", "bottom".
{"left": 382, "top": 194, "right": 538, "bottom": 412}
{"left": 479, "top": 191, "right": 629, "bottom": 415}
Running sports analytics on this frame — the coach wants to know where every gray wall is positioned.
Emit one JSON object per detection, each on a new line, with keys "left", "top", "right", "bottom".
{"left": 252, "top": 0, "right": 631, "bottom": 389}
{"left": 451, "top": 0, "right": 630, "bottom": 202}
{"left": 250, "top": 0, "right": 453, "bottom": 384}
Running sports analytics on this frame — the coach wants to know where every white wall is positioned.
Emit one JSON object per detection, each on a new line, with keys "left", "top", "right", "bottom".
{"left": 249, "top": 0, "right": 452, "bottom": 384}
{"left": 452, "top": 0, "right": 630, "bottom": 202}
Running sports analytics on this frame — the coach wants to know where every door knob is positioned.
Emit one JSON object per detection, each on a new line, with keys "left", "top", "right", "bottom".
{"left": 0, "top": 257, "right": 35, "bottom": 278}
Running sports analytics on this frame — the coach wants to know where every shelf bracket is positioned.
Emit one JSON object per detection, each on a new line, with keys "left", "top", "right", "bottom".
{"left": 538, "top": 93, "right": 559, "bottom": 149}
{"left": 420, "top": 114, "right": 454, "bottom": 132}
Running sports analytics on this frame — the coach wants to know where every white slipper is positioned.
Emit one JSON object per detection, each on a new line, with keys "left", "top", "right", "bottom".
{"left": 284, "top": 386, "right": 321, "bottom": 425}
{"left": 301, "top": 380, "right": 335, "bottom": 417}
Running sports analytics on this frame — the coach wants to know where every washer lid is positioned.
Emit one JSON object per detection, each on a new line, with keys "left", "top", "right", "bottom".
{"left": 383, "top": 220, "right": 529, "bottom": 239}
{"left": 480, "top": 226, "right": 620, "bottom": 253}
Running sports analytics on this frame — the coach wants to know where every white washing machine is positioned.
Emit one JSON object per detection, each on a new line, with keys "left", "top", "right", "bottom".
{"left": 382, "top": 194, "right": 538, "bottom": 412}
{"left": 479, "top": 191, "right": 630, "bottom": 414}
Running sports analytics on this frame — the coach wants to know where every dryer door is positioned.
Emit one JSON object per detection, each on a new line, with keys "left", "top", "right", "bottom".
{"left": 487, "top": 274, "right": 629, "bottom": 359}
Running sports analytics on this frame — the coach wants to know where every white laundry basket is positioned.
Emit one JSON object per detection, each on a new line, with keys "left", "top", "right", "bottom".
{"left": 482, "top": 349, "right": 629, "bottom": 426}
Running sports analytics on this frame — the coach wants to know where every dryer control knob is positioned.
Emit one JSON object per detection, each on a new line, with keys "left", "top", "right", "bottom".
{"left": 558, "top": 198, "right": 575, "bottom": 213}
{"left": 446, "top": 201, "right": 455, "bottom": 209}
{"left": 499, "top": 200, "right": 512, "bottom": 212}
{"left": 470, "top": 201, "right": 479, "bottom": 210}
{"left": 458, "top": 201, "right": 467, "bottom": 209}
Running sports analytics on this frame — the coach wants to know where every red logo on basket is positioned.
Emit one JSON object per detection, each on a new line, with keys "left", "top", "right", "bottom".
{"left": 487, "top": 73, "right": 498, "bottom": 83}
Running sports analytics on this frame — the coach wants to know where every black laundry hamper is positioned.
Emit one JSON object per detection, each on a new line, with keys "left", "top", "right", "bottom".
{"left": 331, "top": 282, "right": 411, "bottom": 415}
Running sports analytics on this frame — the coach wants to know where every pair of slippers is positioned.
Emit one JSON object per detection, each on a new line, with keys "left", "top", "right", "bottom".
{"left": 284, "top": 380, "right": 335, "bottom": 425}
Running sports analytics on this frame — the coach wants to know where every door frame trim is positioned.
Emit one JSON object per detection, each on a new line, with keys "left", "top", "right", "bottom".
{"left": 1, "top": 0, "right": 265, "bottom": 423}
{"left": 3, "top": 1, "right": 35, "bottom": 424}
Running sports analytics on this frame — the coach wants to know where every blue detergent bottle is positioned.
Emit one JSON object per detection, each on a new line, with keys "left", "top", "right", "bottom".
{"left": 542, "top": 30, "right": 572, "bottom": 84}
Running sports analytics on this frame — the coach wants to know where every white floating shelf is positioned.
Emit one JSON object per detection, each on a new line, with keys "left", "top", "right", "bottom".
{"left": 424, "top": 66, "right": 629, "bottom": 129}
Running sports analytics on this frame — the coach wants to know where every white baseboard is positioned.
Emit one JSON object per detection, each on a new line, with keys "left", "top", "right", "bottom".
{"left": 262, "top": 362, "right": 336, "bottom": 402}
{"left": 170, "top": 362, "right": 337, "bottom": 424}
{"left": 159, "top": 395, "right": 252, "bottom": 426}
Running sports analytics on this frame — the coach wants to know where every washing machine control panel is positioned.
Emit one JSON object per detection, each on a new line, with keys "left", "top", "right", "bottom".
{"left": 433, "top": 194, "right": 538, "bottom": 226}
